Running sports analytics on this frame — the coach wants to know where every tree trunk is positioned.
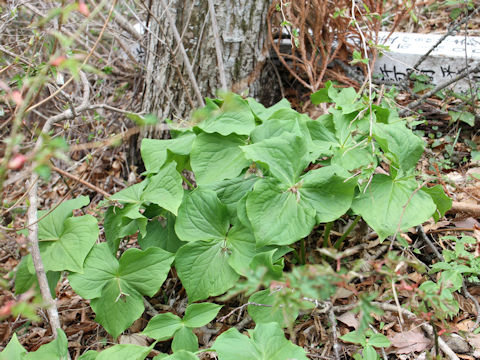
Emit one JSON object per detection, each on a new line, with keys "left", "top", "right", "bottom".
{"left": 140, "top": 0, "right": 279, "bottom": 140}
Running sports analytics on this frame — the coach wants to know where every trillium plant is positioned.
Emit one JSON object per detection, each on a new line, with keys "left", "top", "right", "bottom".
{"left": 5, "top": 84, "right": 450, "bottom": 359}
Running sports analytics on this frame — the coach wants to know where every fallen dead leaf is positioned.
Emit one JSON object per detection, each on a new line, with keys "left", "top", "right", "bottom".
{"left": 119, "top": 333, "right": 150, "bottom": 347}
{"left": 389, "top": 328, "right": 431, "bottom": 354}
{"left": 337, "top": 311, "right": 359, "bottom": 329}
{"left": 454, "top": 217, "right": 480, "bottom": 229}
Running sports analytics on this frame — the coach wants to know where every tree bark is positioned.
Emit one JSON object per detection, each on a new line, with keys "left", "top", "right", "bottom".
{"left": 140, "top": 0, "right": 279, "bottom": 140}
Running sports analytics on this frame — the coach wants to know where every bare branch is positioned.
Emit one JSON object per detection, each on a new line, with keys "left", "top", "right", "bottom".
{"left": 207, "top": 0, "right": 227, "bottom": 91}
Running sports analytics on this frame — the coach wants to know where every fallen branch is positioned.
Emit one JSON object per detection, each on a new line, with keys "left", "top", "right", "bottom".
{"left": 327, "top": 303, "right": 341, "bottom": 360}
{"left": 448, "top": 201, "right": 480, "bottom": 217}
{"left": 399, "top": 62, "right": 480, "bottom": 116}
{"left": 50, "top": 165, "right": 111, "bottom": 199}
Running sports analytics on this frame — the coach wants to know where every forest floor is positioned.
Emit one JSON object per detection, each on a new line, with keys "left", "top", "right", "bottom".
{"left": 1, "top": 1, "right": 480, "bottom": 359}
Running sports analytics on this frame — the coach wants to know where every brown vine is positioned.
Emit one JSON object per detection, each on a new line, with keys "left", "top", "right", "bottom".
{"left": 267, "top": 0, "right": 413, "bottom": 92}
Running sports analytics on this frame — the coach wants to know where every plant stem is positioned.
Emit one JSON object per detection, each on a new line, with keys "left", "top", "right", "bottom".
{"left": 334, "top": 215, "right": 361, "bottom": 249}
{"left": 323, "top": 222, "right": 333, "bottom": 247}
{"left": 300, "top": 238, "right": 306, "bottom": 265}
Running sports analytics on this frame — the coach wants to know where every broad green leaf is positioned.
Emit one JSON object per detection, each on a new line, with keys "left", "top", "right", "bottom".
{"left": 246, "top": 179, "right": 315, "bottom": 246}
{"left": 25, "top": 329, "right": 68, "bottom": 360}
{"left": 328, "top": 86, "right": 359, "bottom": 110}
{"left": 110, "top": 182, "right": 146, "bottom": 204}
{"left": 247, "top": 97, "right": 291, "bottom": 122}
{"left": 15, "top": 255, "right": 60, "bottom": 298}
{"left": 183, "top": 303, "right": 222, "bottom": 328}
{"left": 141, "top": 162, "right": 184, "bottom": 215}
{"left": 449, "top": 111, "right": 475, "bottom": 126}
{"left": 236, "top": 194, "right": 253, "bottom": 230}
{"left": 142, "top": 312, "right": 183, "bottom": 340}
{"left": 373, "top": 122, "right": 424, "bottom": 172}
{"left": 351, "top": 175, "right": 436, "bottom": 240}
{"left": 175, "top": 190, "right": 229, "bottom": 242}
{"left": 330, "top": 108, "right": 358, "bottom": 145}
{"left": 250, "top": 250, "right": 285, "bottom": 279}
{"left": 368, "top": 333, "right": 391, "bottom": 348}
{"left": 78, "top": 350, "right": 98, "bottom": 360}
{"left": 212, "top": 327, "right": 259, "bottom": 360}
{"left": 39, "top": 215, "right": 98, "bottom": 273}
{"left": 197, "top": 93, "right": 255, "bottom": 136}
{"left": 104, "top": 204, "right": 146, "bottom": 253}
{"left": 213, "top": 322, "right": 308, "bottom": 360}
{"left": 300, "top": 166, "right": 355, "bottom": 222}
{"left": 340, "top": 330, "right": 366, "bottom": 346}
{"left": 69, "top": 244, "right": 174, "bottom": 338}
{"left": 0, "top": 334, "right": 27, "bottom": 360}
{"left": 38, "top": 196, "right": 90, "bottom": 240}
{"left": 141, "top": 133, "right": 195, "bottom": 173}
{"left": 311, "top": 87, "right": 331, "bottom": 104}
{"left": 241, "top": 134, "right": 309, "bottom": 186}
{"left": 331, "top": 146, "right": 375, "bottom": 172}
{"left": 421, "top": 185, "right": 452, "bottom": 221}
{"left": 139, "top": 213, "right": 186, "bottom": 253}
{"left": 190, "top": 132, "right": 249, "bottom": 185}
{"left": 306, "top": 119, "right": 337, "bottom": 155}
{"left": 156, "top": 350, "right": 199, "bottom": 360}
{"left": 175, "top": 240, "right": 239, "bottom": 302}
{"left": 362, "top": 345, "right": 378, "bottom": 360}
{"left": 247, "top": 289, "right": 298, "bottom": 327}
{"left": 96, "top": 344, "right": 154, "bottom": 360}
{"left": 171, "top": 327, "right": 198, "bottom": 353}
{"left": 249, "top": 322, "right": 308, "bottom": 359}
{"left": 250, "top": 109, "right": 310, "bottom": 144}
{"left": 205, "top": 176, "right": 258, "bottom": 218}
{"left": 226, "top": 223, "right": 257, "bottom": 275}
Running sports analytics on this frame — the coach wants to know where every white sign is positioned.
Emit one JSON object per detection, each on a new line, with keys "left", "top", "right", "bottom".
{"left": 374, "top": 31, "right": 480, "bottom": 91}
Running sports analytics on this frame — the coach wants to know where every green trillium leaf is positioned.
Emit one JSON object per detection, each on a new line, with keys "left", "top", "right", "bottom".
{"left": 143, "top": 312, "right": 183, "bottom": 340}
{"left": 226, "top": 222, "right": 257, "bottom": 275}
{"left": 78, "top": 350, "right": 98, "bottom": 360}
{"left": 190, "top": 132, "right": 250, "bottom": 185}
{"left": 300, "top": 166, "right": 355, "bottom": 223}
{"left": 175, "top": 189, "right": 229, "bottom": 242}
{"left": 171, "top": 327, "right": 198, "bottom": 353}
{"left": 373, "top": 122, "right": 424, "bottom": 172}
{"left": 241, "top": 133, "right": 309, "bottom": 186}
{"left": 24, "top": 329, "right": 68, "bottom": 360}
{"left": 139, "top": 213, "right": 186, "bottom": 253}
{"left": 351, "top": 175, "right": 436, "bottom": 240}
{"left": 0, "top": 333, "right": 27, "bottom": 360}
{"left": 421, "top": 185, "right": 452, "bottom": 221}
{"left": 204, "top": 175, "right": 258, "bottom": 219}
{"left": 155, "top": 350, "right": 199, "bottom": 360}
{"left": 183, "top": 302, "right": 222, "bottom": 328}
{"left": 95, "top": 343, "right": 154, "bottom": 360}
{"left": 213, "top": 322, "right": 308, "bottom": 360}
{"left": 110, "top": 182, "right": 146, "bottom": 204}
{"left": 175, "top": 240, "right": 239, "bottom": 302}
{"left": 69, "top": 243, "right": 174, "bottom": 338}
{"left": 141, "top": 161, "right": 184, "bottom": 215}
{"left": 196, "top": 93, "right": 255, "bottom": 136}
{"left": 246, "top": 179, "right": 315, "bottom": 246}
{"left": 39, "top": 215, "right": 98, "bottom": 273}
{"left": 141, "top": 132, "right": 195, "bottom": 173}
{"left": 247, "top": 289, "right": 298, "bottom": 328}
{"left": 38, "top": 195, "right": 90, "bottom": 240}
{"left": 247, "top": 97, "right": 291, "bottom": 122}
